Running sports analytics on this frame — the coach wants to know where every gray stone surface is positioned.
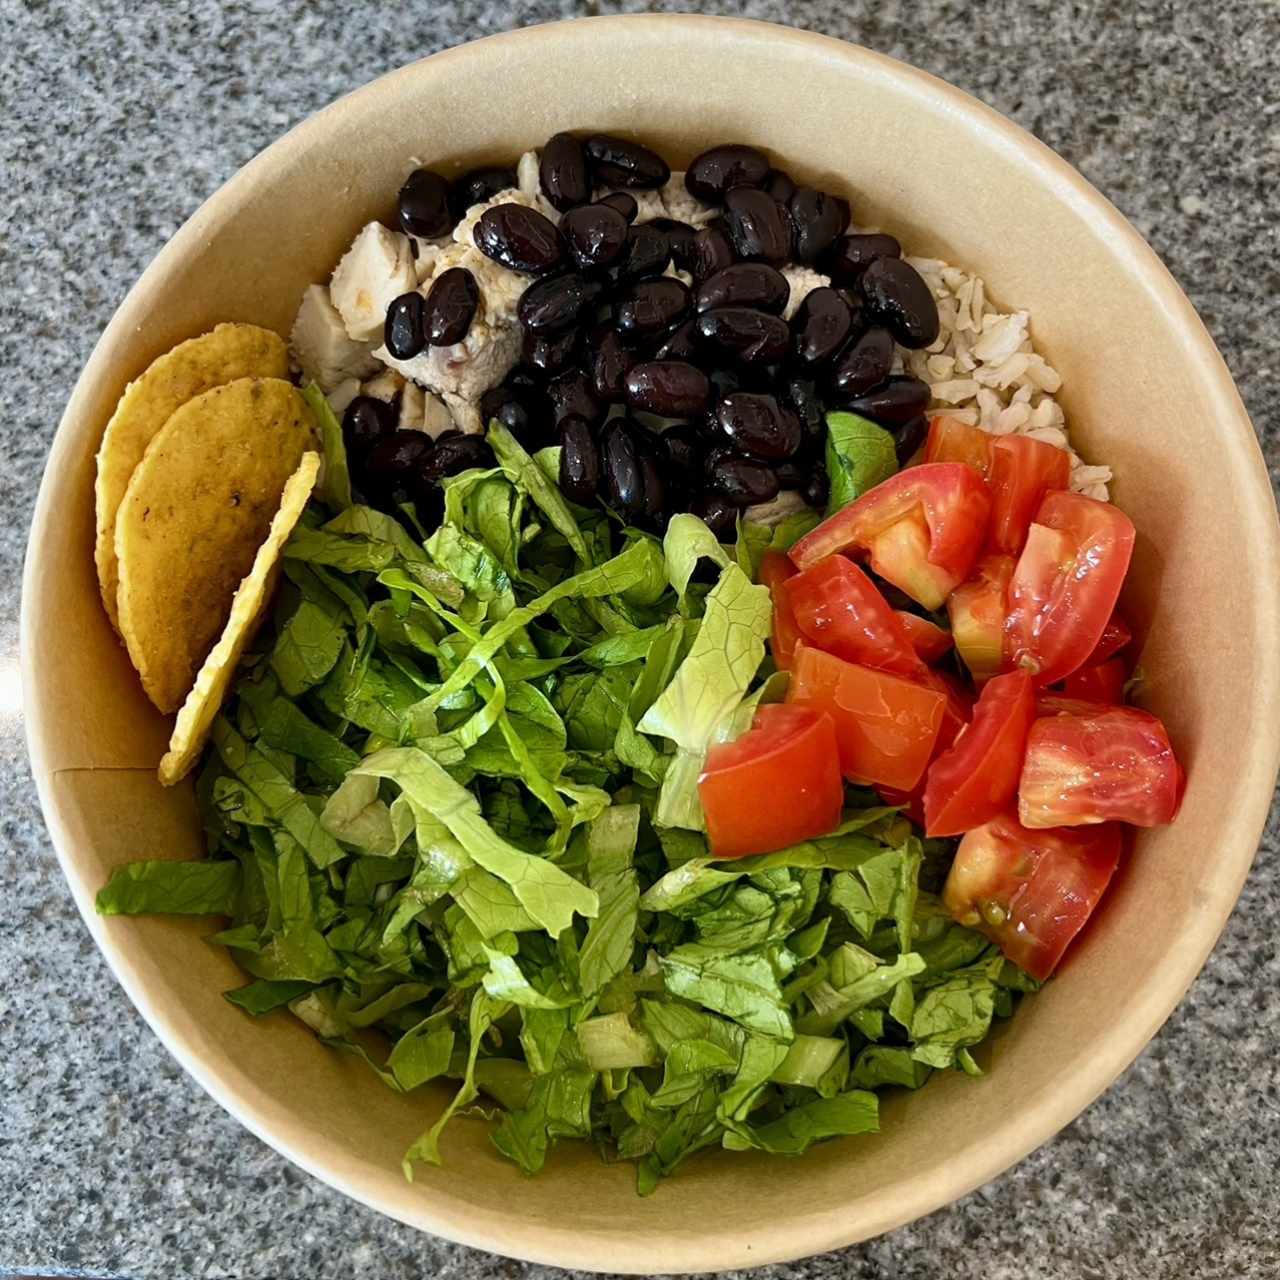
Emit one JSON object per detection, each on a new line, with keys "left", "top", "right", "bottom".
{"left": 3, "top": 0, "right": 1277, "bottom": 1276}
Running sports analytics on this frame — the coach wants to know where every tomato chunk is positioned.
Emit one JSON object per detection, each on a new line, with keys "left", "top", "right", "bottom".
{"left": 787, "top": 645, "right": 946, "bottom": 791}
{"left": 699, "top": 704, "right": 843, "bottom": 858}
{"left": 947, "top": 554, "right": 1015, "bottom": 684}
{"left": 1035, "top": 692, "right": 1114, "bottom": 718}
{"left": 1018, "top": 706, "right": 1184, "bottom": 828}
{"left": 1005, "top": 491, "right": 1135, "bottom": 685}
{"left": 1061, "top": 658, "right": 1126, "bottom": 704}
{"left": 877, "top": 670, "right": 973, "bottom": 822}
{"left": 782, "top": 556, "right": 923, "bottom": 675}
{"left": 1087, "top": 612, "right": 1132, "bottom": 666}
{"left": 943, "top": 814, "right": 1123, "bottom": 980}
{"left": 923, "top": 670, "right": 1036, "bottom": 837}
{"left": 896, "top": 611, "right": 953, "bottom": 663}
{"left": 789, "top": 463, "right": 991, "bottom": 610}
{"left": 925, "top": 416, "right": 991, "bottom": 475}
{"left": 759, "top": 550, "right": 802, "bottom": 671}
{"left": 985, "top": 434, "right": 1071, "bottom": 556}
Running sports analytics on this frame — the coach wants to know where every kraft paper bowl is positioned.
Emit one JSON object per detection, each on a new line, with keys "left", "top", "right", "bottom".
{"left": 21, "top": 15, "right": 1280, "bottom": 1272}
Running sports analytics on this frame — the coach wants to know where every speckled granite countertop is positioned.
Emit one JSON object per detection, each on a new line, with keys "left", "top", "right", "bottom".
{"left": 3, "top": 1, "right": 1278, "bottom": 1277}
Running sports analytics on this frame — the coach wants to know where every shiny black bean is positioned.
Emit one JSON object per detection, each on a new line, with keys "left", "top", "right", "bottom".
{"left": 661, "top": 424, "right": 702, "bottom": 477}
{"left": 589, "top": 326, "right": 635, "bottom": 402}
{"left": 705, "top": 448, "right": 781, "bottom": 507}
{"left": 802, "top": 464, "right": 829, "bottom": 509}
{"left": 708, "top": 367, "right": 744, "bottom": 404}
{"left": 422, "top": 434, "right": 494, "bottom": 484}
{"left": 693, "top": 491, "right": 739, "bottom": 538}
{"left": 690, "top": 223, "right": 736, "bottom": 284}
{"left": 773, "top": 458, "right": 807, "bottom": 489}
{"left": 616, "top": 278, "right": 692, "bottom": 341}
{"left": 764, "top": 169, "right": 796, "bottom": 205}
{"left": 791, "top": 286, "right": 855, "bottom": 367}
{"left": 506, "top": 367, "right": 543, "bottom": 395}
{"left": 602, "top": 420, "right": 646, "bottom": 516}
{"left": 558, "top": 414, "right": 601, "bottom": 503}
{"left": 363, "top": 430, "right": 434, "bottom": 500}
{"left": 789, "top": 188, "right": 850, "bottom": 265}
{"left": 631, "top": 429, "right": 668, "bottom": 522}
{"left": 398, "top": 169, "right": 452, "bottom": 239}
{"left": 649, "top": 217, "right": 698, "bottom": 272}
{"left": 599, "top": 191, "right": 638, "bottom": 222}
{"left": 585, "top": 135, "right": 670, "bottom": 189}
{"left": 825, "top": 233, "right": 901, "bottom": 284}
{"left": 844, "top": 376, "right": 932, "bottom": 427}
{"left": 561, "top": 203, "right": 631, "bottom": 273}
{"left": 830, "top": 326, "right": 895, "bottom": 399}
{"left": 517, "top": 272, "right": 602, "bottom": 335}
{"left": 612, "top": 223, "right": 670, "bottom": 284}
{"left": 450, "top": 166, "right": 517, "bottom": 217}
{"left": 685, "top": 144, "right": 771, "bottom": 203}
{"left": 695, "top": 262, "right": 789, "bottom": 315}
{"left": 715, "top": 392, "right": 802, "bottom": 461}
{"left": 625, "top": 360, "right": 711, "bottom": 417}
{"left": 893, "top": 415, "right": 929, "bottom": 465}
{"left": 342, "top": 395, "right": 397, "bottom": 462}
{"left": 480, "top": 383, "right": 550, "bottom": 444}
{"left": 522, "top": 327, "right": 581, "bottom": 377}
{"left": 540, "top": 132, "right": 591, "bottom": 212}
{"left": 423, "top": 267, "right": 479, "bottom": 346}
{"left": 695, "top": 307, "right": 790, "bottom": 365}
{"left": 474, "top": 204, "right": 564, "bottom": 275}
{"left": 723, "top": 188, "right": 793, "bottom": 264}
{"left": 859, "top": 257, "right": 940, "bottom": 348}
{"left": 652, "top": 318, "right": 700, "bottom": 362}
{"left": 783, "top": 377, "right": 826, "bottom": 454}
{"left": 548, "top": 367, "right": 605, "bottom": 427}
{"left": 384, "top": 292, "right": 426, "bottom": 359}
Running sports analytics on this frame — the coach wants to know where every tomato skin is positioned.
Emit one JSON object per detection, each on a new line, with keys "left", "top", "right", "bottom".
{"left": 1005, "top": 491, "right": 1136, "bottom": 686}
{"left": 876, "top": 670, "right": 974, "bottom": 822}
{"left": 699, "top": 704, "right": 844, "bottom": 858}
{"left": 759, "top": 550, "right": 802, "bottom": 671}
{"left": 1061, "top": 658, "right": 1126, "bottom": 704}
{"left": 1018, "top": 706, "right": 1184, "bottom": 829}
{"left": 925, "top": 416, "right": 992, "bottom": 475}
{"left": 1087, "top": 612, "right": 1133, "bottom": 666}
{"left": 947, "top": 554, "right": 1015, "bottom": 684}
{"left": 789, "top": 463, "right": 991, "bottom": 610}
{"left": 786, "top": 645, "right": 946, "bottom": 791}
{"left": 1035, "top": 692, "right": 1113, "bottom": 717}
{"left": 782, "top": 556, "right": 923, "bottom": 676}
{"left": 896, "top": 611, "right": 954, "bottom": 663}
{"left": 943, "top": 814, "right": 1123, "bottom": 980}
{"left": 986, "top": 434, "right": 1071, "bottom": 556}
{"left": 923, "top": 670, "right": 1036, "bottom": 837}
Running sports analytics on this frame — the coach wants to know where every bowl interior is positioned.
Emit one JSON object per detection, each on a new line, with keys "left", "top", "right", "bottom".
{"left": 23, "top": 16, "right": 1280, "bottom": 1273}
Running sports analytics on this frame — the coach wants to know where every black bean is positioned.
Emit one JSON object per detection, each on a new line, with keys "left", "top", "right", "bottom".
{"left": 696, "top": 262, "right": 789, "bottom": 315}
{"left": 789, "top": 188, "right": 851, "bottom": 265}
{"left": 548, "top": 367, "right": 605, "bottom": 427}
{"left": 540, "top": 132, "right": 591, "bottom": 212}
{"left": 650, "top": 318, "right": 699, "bottom": 362}
{"left": 589, "top": 326, "right": 635, "bottom": 402}
{"left": 791, "top": 286, "right": 855, "bottom": 367}
{"left": 715, "top": 392, "right": 802, "bottom": 460}
{"left": 363, "top": 430, "right": 434, "bottom": 499}
{"left": 398, "top": 169, "right": 452, "bottom": 239}
{"left": 450, "top": 166, "right": 517, "bottom": 218}
{"left": 859, "top": 257, "right": 940, "bottom": 348}
{"left": 422, "top": 434, "right": 494, "bottom": 484}
{"left": 695, "top": 307, "right": 790, "bottom": 365}
{"left": 693, "top": 491, "right": 739, "bottom": 538}
{"left": 773, "top": 458, "right": 807, "bottom": 489}
{"left": 522, "top": 327, "right": 581, "bottom": 377}
{"left": 612, "top": 223, "right": 671, "bottom": 284}
{"left": 685, "top": 144, "right": 771, "bottom": 203}
{"left": 518, "top": 272, "right": 602, "bottom": 335}
{"left": 826, "top": 232, "right": 901, "bottom": 285}
{"left": 894, "top": 415, "right": 929, "bottom": 465}
{"left": 723, "top": 188, "right": 793, "bottom": 264}
{"left": 830, "top": 326, "right": 896, "bottom": 399}
{"left": 480, "top": 383, "right": 550, "bottom": 444}
{"left": 602, "top": 420, "right": 646, "bottom": 516}
{"left": 705, "top": 449, "right": 780, "bottom": 507}
{"left": 661, "top": 424, "right": 702, "bottom": 477}
{"left": 631, "top": 428, "right": 668, "bottom": 522}
{"left": 844, "top": 376, "right": 932, "bottom": 427}
{"left": 342, "top": 395, "right": 397, "bottom": 463}
{"left": 649, "top": 217, "right": 698, "bottom": 272}
{"left": 690, "top": 223, "right": 736, "bottom": 284}
{"left": 423, "top": 267, "right": 479, "bottom": 346}
{"left": 599, "top": 191, "right": 638, "bottom": 222}
{"left": 764, "top": 169, "right": 796, "bottom": 204}
{"left": 585, "top": 135, "right": 670, "bottom": 189}
{"left": 506, "top": 367, "right": 543, "bottom": 395}
{"left": 561, "top": 203, "right": 631, "bottom": 273}
{"left": 384, "top": 292, "right": 426, "bottom": 359}
{"left": 625, "top": 360, "right": 711, "bottom": 417}
{"left": 558, "top": 414, "right": 601, "bottom": 503}
{"left": 708, "top": 367, "right": 744, "bottom": 403}
{"left": 474, "top": 204, "right": 564, "bottom": 276}
{"left": 783, "top": 377, "right": 826, "bottom": 454}
{"left": 616, "top": 278, "right": 692, "bottom": 341}
{"left": 802, "top": 464, "right": 829, "bottom": 509}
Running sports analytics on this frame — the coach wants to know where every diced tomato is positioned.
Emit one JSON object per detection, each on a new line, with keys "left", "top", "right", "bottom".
{"left": 699, "top": 704, "right": 843, "bottom": 858}
{"left": 786, "top": 645, "right": 946, "bottom": 791}
{"left": 943, "top": 814, "right": 1123, "bottom": 980}
{"left": 985, "top": 434, "right": 1071, "bottom": 556}
{"left": 1005, "top": 491, "right": 1136, "bottom": 686}
{"left": 789, "top": 463, "right": 991, "bottom": 610}
{"left": 923, "top": 670, "right": 1036, "bottom": 837}
{"left": 1087, "top": 612, "right": 1133, "bottom": 666}
{"left": 925, "top": 416, "right": 992, "bottom": 476}
{"left": 876, "top": 670, "right": 974, "bottom": 822}
{"left": 896, "top": 611, "right": 954, "bottom": 663}
{"left": 1018, "top": 705, "right": 1184, "bottom": 829}
{"left": 782, "top": 556, "right": 923, "bottom": 676}
{"left": 759, "top": 550, "right": 802, "bottom": 671}
{"left": 1036, "top": 692, "right": 1113, "bottom": 717}
{"left": 1061, "top": 658, "right": 1126, "bottom": 705}
{"left": 947, "top": 554, "right": 1015, "bottom": 684}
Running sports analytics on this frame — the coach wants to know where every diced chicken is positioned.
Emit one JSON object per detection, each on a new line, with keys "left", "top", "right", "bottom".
{"left": 396, "top": 382, "right": 457, "bottom": 438}
{"left": 421, "top": 391, "right": 455, "bottom": 438}
{"left": 661, "top": 173, "right": 717, "bottom": 227}
{"left": 413, "top": 237, "right": 451, "bottom": 285}
{"left": 362, "top": 368, "right": 405, "bottom": 403}
{"left": 329, "top": 221, "right": 417, "bottom": 341}
{"left": 780, "top": 265, "right": 832, "bottom": 321}
{"left": 399, "top": 381, "right": 426, "bottom": 432}
{"left": 289, "top": 284, "right": 380, "bottom": 390}
{"left": 326, "top": 378, "right": 362, "bottom": 417}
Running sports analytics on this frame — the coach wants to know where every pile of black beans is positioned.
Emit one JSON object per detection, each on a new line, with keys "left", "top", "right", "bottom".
{"left": 344, "top": 137, "right": 940, "bottom": 538}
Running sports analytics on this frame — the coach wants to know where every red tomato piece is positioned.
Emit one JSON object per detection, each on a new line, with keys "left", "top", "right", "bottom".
{"left": 1087, "top": 612, "right": 1133, "bottom": 666}
{"left": 985, "top": 434, "right": 1071, "bottom": 556}
{"left": 925, "top": 416, "right": 992, "bottom": 476}
{"left": 699, "top": 704, "right": 844, "bottom": 858}
{"left": 1061, "top": 658, "right": 1126, "bottom": 704}
{"left": 923, "top": 670, "right": 1037, "bottom": 837}
{"left": 943, "top": 814, "right": 1123, "bottom": 980}
{"left": 1035, "top": 692, "right": 1114, "bottom": 717}
{"left": 947, "top": 554, "right": 1015, "bottom": 684}
{"left": 759, "top": 550, "right": 802, "bottom": 671}
{"left": 896, "top": 611, "right": 954, "bottom": 663}
{"left": 1005, "top": 491, "right": 1136, "bottom": 686}
{"left": 1018, "top": 705, "right": 1184, "bottom": 829}
{"left": 787, "top": 645, "right": 946, "bottom": 791}
{"left": 877, "top": 670, "right": 974, "bottom": 822}
{"left": 789, "top": 463, "right": 991, "bottom": 610}
{"left": 782, "top": 556, "right": 923, "bottom": 676}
